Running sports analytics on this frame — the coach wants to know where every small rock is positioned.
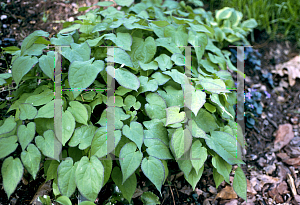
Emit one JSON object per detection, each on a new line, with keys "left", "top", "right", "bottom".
{"left": 261, "top": 112, "right": 267, "bottom": 119}
{"left": 3, "top": 24, "right": 7, "bottom": 28}
{"left": 259, "top": 85, "right": 267, "bottom": 92}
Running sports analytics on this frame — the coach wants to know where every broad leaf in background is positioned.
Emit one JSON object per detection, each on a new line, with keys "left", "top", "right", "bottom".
{"left": 212, "top": 155, "right": 232, "bottom": 183}
{"left": 61, "top": 42, "right": 90, "bottom": 63}
{"left": 0, "top": 116, "right": 17, "bottom": 138}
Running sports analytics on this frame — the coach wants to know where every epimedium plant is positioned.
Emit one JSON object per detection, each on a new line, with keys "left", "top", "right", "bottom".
{"left": 0, "top": 0, "right": 258, "bottom": 204}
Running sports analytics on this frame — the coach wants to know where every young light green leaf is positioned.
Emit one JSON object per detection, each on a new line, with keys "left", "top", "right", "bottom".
{"left": 215, "top": 7, "right": 233, "bottom": 22}
{"left": 233, "top": 167, "right": 247, "bottom": 201}
{"left": 170, "top": 128, "right": 192, "bottom": 159}
{"left": 157, "top": 86, "right": 184, "bottom": 108}
{"left": 0, "top": 135, "right": 18, "bottom": 159}
{"left": 171, "top": 53, "right": 185, "bottom": 66}
{"left": 57, "top": 158, "right": 78, "bottom": 198}
{"left": 190, "top": 140, "right": 207, "bottom": 175}
{"left": 141, "top": 191, "right": 161, "bottom": 205}
{"left": 97, "top": 107, "right": 130, "bottom": 130}
{"left": 145, "top": 93, "right": 167, "bottom": 120}
{"left": 154, "top": 54, "right": 172, "bottom": 71}
{"left": 25, "top": 89, "right": 54, "bottom": 106}
{"left": 119, "top": 142, "right": 143, "bottom": 184}
{"left": 39, "top": 51, "right": 55, "bottom": 81}
{"left": 55, "top": 196, "right": 72, "bottom": 205}
{"left": 1, "top": 157, "right": 24, "bottom": 199}
{"left": 21, "top": 144, "right": 41, "bottom": 180}
{"left": 165, "top": 106, "right": 186, "bottom": 126}
{"left": 213, "top": 167, "right": 224, "bottom": 189}
{"left": 35, "top": 129, "right": 62, "bottom": 160}
{"left": 141, "top": 156, "right": 165, "bottom": 195}
{"left": 61, "top": 42, "right": 90, "bottom": 62}
{"left": 183, "top": 84, "right": 206, "bottom": 116}
{"left": 67, "top": 101, "right": 88, "bottom": 125}
{"left": 184, "top": 166, "right": 204, "bottom": 191}
{"left": 122, "top": 121, "right": 144, "bottom": 150}
{"left": 12, "top": 56, "right": 38, "bottom": 86}
{"left": 144, "top": 138, "right": 173, "bottom": 160}
{"left": 107, "top": 67, "right": 140, "bottom": 91}
{"left": 68, "top": 125, "right": 97, "bottom": 150}
{"left": 19, "top": 103, "right": 38, "bottom": 120}
{"left": 75, "top": 156, "right": 104, "bottom": 202}
{"left": 68, "top": 58, "right": 104, "bottom": 99}
{"left": 20, "top": 30, "right": 49, "bottom": 55}
{"left": 212, "top": 155, "right": 232, "bottom": 183}
{"left": 61, "top": 110, "right": 76, "bottom": 146}
{"left": 17, "top": 122, "right": 35, "bottom": 151}
{"left": 111, "top": 166, "right": 137, "bottom": 203}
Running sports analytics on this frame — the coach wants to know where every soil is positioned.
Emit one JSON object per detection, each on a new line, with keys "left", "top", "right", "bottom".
{"left": 1, "top": 0, "right": 300, "bottom": 205}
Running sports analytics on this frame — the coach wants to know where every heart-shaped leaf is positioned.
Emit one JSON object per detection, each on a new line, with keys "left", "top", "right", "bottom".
{"left": 19, "top": 103, "right": 38, "bottom": 120}
{"left": 17, "top": 122, "right": 35, "bottom": 151}
{"left": 67, "top": 101, "right": 88, "bottom": 125}
{"left": 122, "top": 121, "right": 144, "bottom": 150}
{"left": 165, "top": 106, "right": 186, "bottom": 126}
{"left": 0, "top": 135, "right": 18, "bottom": 159}
{"left": 20, "top": 144, "right": 41, "bottom": 180}
{"left": 68, "top": 125, "right": 97, "bottom": 150}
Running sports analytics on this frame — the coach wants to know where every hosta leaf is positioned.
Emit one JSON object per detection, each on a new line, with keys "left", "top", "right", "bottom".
{"left": 68, "top": 125, "right": 97, "bottom": 150}
{"left": 75, "top": 156, "right": 104, "bottom": 202}
{"left": 165, "top": 106, "right": 186, "bottom": 126}
{"left": 107, "top": 67, "right": 140, "bottom": 91}
{"left": 213, "top": 167, "right": 224, "bottom": 189}
{"left": 21, "top": 144, "right": 41, "bottom": 180}
{"left": 25, "top": 89, "right": 54, "bottom": 106}
{"left": 91, "top": 127, "right": 122, "bottom": 158}
{"left": 57, "top": 158, "right": 78, "bottom": 198}
{"left": 122, "top": 121, "right": 144, "bottom": 150}
{"left": 12, "top": 56, "right": 38, "bottom": 86}
{"left": 67, "top": 101, "right": 88, "bottom": 125}
{"left": 145, "top": 93, "right": 167, "bottom": 120}
{"left": 183, "top": 84, "right": 206, "bottom": 116}
{"left": 144, "top": 138, "right": 173, "bottom": 160}
{"left": 111, "top": 166, "right": 136, "bottom": 202}
{"left": 17, "top": 122, "right": 35, "bottom": 151}
{"left": 0, "top": 135, "right": 18, "bottom": 159}
{"left": 215, "top": 7, "right": 233, "bottom": 22}
{"left": 206, "top": 131, "right": 244, "bottom": 165}
{"left": 61, "top": 110, "right": 76, "bottom": 146}
{"left": 190, "top": 140, "right": 207, "bottom": 175}
{"left": 241, "top": 19, "right": 257, "bottom": 29}
{"left": 233, "top": 167, "right": 247, "bottom": 201}
{"left": 119, "top": 142, "right": 143, "bottom": 184}
{"left": 154, "top": 54, "right": 172, "bottom": 71}
{"left": 141, "top": 192, "right": 161, "bottom": 204}
{"left": 19, "top": 103, "right": 38, "bottom": 120}
{"left": 184, "top": 166, "right": 204, "bottom": 191}
{"left": 212, "top": 155, "right": 232, "bottom": 183}
{"left": 61, "top": 42, "right": 90, "bottom": 62}
{"left": 1, "top": 157, "right": 24, "bottom": 199}
{"left": 35, "top": 129, "right": 62, "bottom": 160}
{"left": 68, "top": 58, "right": 104, "bottom": 99}
{"left": 170, "top": 127, "right": 192, "bottom": 159}
{"left": 141, "top": 156, "right": 165, "bottom": 195}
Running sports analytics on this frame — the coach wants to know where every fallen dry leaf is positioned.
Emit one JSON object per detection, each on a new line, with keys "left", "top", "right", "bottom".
{"left": 30, "top": 180, "right": 52, "bottom": 204}
{"left": 247, "top": 179, "right": 257, "bottom": 195}
{"left": 273, "top": 124, "right": 294, "bottom": 151}
{"left": 272, "top": 55, "right": 300, "bottom": 86}
{"left": 179, "top": 185, "right": 193, "bottom": 195}
{"left": 215, "top": 186, "right": 238, "bottom": 200}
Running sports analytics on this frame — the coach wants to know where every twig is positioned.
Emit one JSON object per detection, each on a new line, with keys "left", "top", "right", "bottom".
{"left": 169, "top": 186, "right": 175, "bottom": 205}
{"left": 266, "top": 116, "right": 278, "bottom": 129}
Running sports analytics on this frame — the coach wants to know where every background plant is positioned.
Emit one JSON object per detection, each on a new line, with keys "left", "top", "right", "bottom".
{"left": 0, "top": 0, "right": 257, "bottom": 204}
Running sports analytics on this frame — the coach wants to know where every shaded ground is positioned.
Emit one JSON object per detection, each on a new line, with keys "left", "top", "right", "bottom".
{"left": 1, "top": 0, "right": 300, "bottom": 205}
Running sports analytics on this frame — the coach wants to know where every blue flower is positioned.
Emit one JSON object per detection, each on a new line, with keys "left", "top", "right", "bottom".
{"left": 264, "top": 91, "right": 271, "bottom": 99}
{"left": 245, "top": 92, "right": 252, "bottom": 100}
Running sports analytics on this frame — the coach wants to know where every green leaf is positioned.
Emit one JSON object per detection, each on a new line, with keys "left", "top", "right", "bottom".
{"left": 91, "top": 127, "right": 121, "bottom": 158}
{"left": 183, "top": 84, "right": 206, "bottom": 116}
{"left": 61, "top": 42, "right": 90, "bottom": 63}
{"left": 78, "top": 202, "right": 96, "bottom": 205}
{"left": 184, "top": 166, "right": 204, "bottom": 191}
{"left": 39, "top": 51, "right": 55, "bottom": 81}
{"left": 191, "top": 108, "right": 219, "bottom": 133}
{"left": 233, "top": 167, "right": 247, "bottom": 201}
{"left": 45, "top": 160, "right": 59, "bottom": 181}
{"left": 69, "top": 58, "right": 104, "bottom": 98}
{"left": 56, "top": 196, "right": 72, "bottom": 205}
{"left": 105, "top": 32, "right": 132, "bottom": 51}
{"left": 23, "top": 44, "right": 47, "bottom": 56}
{"left": 188, "top": 23, "right": 212, "bottom": 34}
{"left": 19, "top": 103, "right": 38, "bottom": 120}
{"left": 190, "top": 140, "right": 207, "bottom": 175}
{"left": 145, "top": 93, "right": 167, "bottom": 120}
{"left": 213, "top": 167, "right": 224, "bottom": 189}
{"left": 119, "top": 142, "right": 143, "bottom": 184}
{"left": 186, "top": 119, "right": 208, "bottom": 139}
{"left": 111, "top": 166, "right": 136, "bottom": 202}
{"left": 155, "top": 37, "right": 182, "bottom": 54}
{"left": 21, "top": 30, "right": 49, "bottom": 55}
{"left": 20, "top": 144, "right": 41, "bottom": 180}
{"left": 106, "top": 47, "right": 133, "bottom": 68}
{"left": 141, "top": 191, "right": 161, "bottom": 204}
{"left": 155, "top": 54, "right": 172, "bottom": 71}
{"left": 61, "top": 110, "right": 76, "bottom": 146}
{"left": 143, "top": 119, "right": 169, "bottom": 146}
{"left": 157, "top": 86, "right": 184, "bottom": 108}
{"left": 141, "top": 156, "right": 165, "bottom": 195}
{"left": 57, "top": 158, "right": 78, "bottom": 198}
{"left": 96, "top": 1, "right": 114, "bottom": 6}
{"left": 1, "top": 157, "right": 24, "bottom": 199}
{"left": 0, "top": 135, "right": 18, "bottom": 159}
{"left": 162, "top": 69, "right": 187, "bottom": 85}
{"left": 50, "top": 34, "right": 74, "bottom": 46}
{"left": 0, "top": 116, "right": 17, "bottom": 138}
{"left": 206, "top": 131, "right": 244, "bottom": 165}
{"left": 25, "top": 89, "right": 54, "bottom": 106}
{"left": 212, "top": 155, "right": 232, "bottom": 183}
{"left": 170, "top": 128, "right": 192, "bottom": 159}
{"left": 165, "top": 106, "right": 185, "bottom": 126}
{"left": 151, "top": 72, "right": 171, "bottom": 86}
{"left": 67, "top": 101, "right": 88, "bottom": 125}
{"left": 144, "top": 138, "right": 173, "bottom": 160}
{"left": 17, "top": 122, "right": 35, "bottom": 151}
{"left": 97, "top": 107, "right": 130, "bottom": 130}
{"left": 107, "top": 67, "right": 140, "bottom": 91}
{"left": 35, "top": 129, "right": 62, "bottom": 160}
{"left": 215, "top": 7, "right": 233, "bottom": 22}
{"left": 75, "top": 156, "right": 104, "bottom": 202}
{"left": 188, "top": 31, "right": 207, "bottom": 65}
{"left": 171, "top": 53, "right": 185, "bottom": 66}
{"left": 177, "top": 158, "right": 192, "bottom": 178}
{"left": 12, "top": 56, "right": 38, "bottom": 86}
{"left": 241, "top": 19, "right": 257, "bottom": 29}
{"left": 138, "top": 76, "right": 158, "bottom": 94}
{"left": 139, "top": 61, "right": 159, "bottom": 71}
{"left": 68, "top": 125, "right": 97, "bottom": 150}
{"left": 100, "top": 155, "right": 112, "bottom": 186}
{"left": 122, "top": 121, "right": 144, "bottom": 150}
{"left": 204, "top": 103, "right": 216, "bottom": 113}
{"left": 210, "top": 94, "right": 233, "bottom": 119}
{"left": 36, "top": 100, "right": 63, "bottom": 119}
{"left": 115, "top": 0, "right": 134, "bottom": 7}
{"left": 214, "top": 27, "right": 225, "bottom": 42}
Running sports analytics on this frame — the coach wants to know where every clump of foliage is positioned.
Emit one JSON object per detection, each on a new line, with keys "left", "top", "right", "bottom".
{"left": 0, "top": 0, "right": 258, "bottom": 204}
